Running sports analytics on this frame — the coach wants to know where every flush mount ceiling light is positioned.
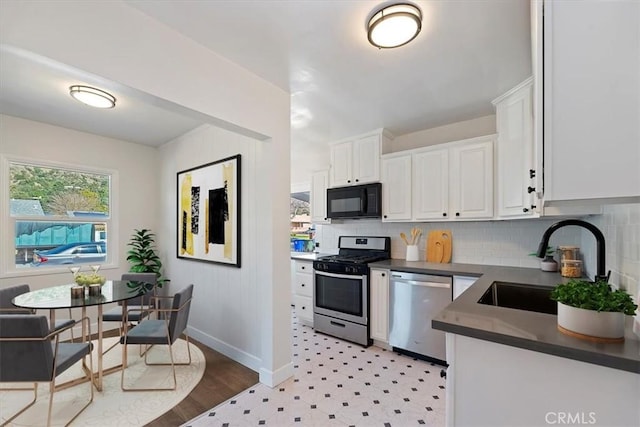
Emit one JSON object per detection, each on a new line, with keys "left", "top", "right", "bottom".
{"left": 69, "top": 85, "right": 116, "bottom": 109}
{"left": 367, "top": 3, "right": 422, "bottom": 49}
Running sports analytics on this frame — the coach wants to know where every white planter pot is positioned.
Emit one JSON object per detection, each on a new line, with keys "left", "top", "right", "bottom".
{"left": 557, "top": 302, "right": 625, "bottom": 339}
{"left": 540, "top": 257, "right": 558, "bottom": 272}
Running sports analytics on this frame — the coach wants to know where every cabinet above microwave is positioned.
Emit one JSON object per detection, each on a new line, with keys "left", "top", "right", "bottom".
{"left": 329, "top": 129, "right": 393, "bottom": 188}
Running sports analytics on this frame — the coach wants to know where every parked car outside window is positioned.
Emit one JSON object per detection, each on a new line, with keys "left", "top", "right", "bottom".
{"left": 32, "top": 242, "right": 107, "bottom": 266}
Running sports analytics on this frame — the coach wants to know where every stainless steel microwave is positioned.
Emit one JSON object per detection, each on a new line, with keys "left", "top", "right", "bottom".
{"left": 326, "top": 183, "right": 382, "bottom": 219}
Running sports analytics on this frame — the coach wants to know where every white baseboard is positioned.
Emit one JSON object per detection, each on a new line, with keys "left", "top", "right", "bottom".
{"left": 186, "top": 325, "right": 261, "bottom": 372}
{"left": 259, "top": 362, "right": 294, "bottom": 388}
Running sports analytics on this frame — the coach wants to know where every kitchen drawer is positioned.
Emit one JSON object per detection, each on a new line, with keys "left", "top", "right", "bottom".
{"left": 294, "top": 272, "right": 313, "bottom": 297}
{"left": 293, "top": 295, "right": 313, "bottom": 324}
{"left": 295, "top": 260, "right": 313, "bottom": 274}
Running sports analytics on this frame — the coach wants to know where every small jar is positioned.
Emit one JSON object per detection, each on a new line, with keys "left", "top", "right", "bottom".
{"left": 558, "top": 246, "right": 580, "bottom": 261}
{"left": 561, "top": 259, "right": 582, "bottom": 278}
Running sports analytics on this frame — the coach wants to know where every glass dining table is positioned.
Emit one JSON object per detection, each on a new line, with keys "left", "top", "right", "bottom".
{"left": 12, "top": 279, "right": 153, "bottom": 391}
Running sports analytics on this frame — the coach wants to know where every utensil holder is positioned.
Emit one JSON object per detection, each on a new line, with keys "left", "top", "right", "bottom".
{"left": 406, "top": 245, "right": 419, "bottom": 262}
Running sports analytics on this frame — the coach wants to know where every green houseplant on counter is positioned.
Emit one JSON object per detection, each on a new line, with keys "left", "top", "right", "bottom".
{"left": 550, "top": 279, "right": 638, "bottom": 342}
{"left": 529, "top": 246, "right": 557, "bottom": 272}
{"left": 126, "top": 229, "right": 169, "bottom": 288}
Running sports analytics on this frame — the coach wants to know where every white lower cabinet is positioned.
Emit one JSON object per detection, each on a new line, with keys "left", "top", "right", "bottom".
{"left": 453, "top": 276, "right": 477, "bottom": 299}
{"left": 445, "top": 333, "right": 639, "bottom": 427}
{"left": 369, "top": 268, "right": 390, "bottom": 343}
{"left": 292, "top": 260, "right": 313, "bottom": 325}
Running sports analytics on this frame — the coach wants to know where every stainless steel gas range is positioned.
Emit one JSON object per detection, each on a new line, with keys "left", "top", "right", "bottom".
{"left": 312, "top": 236, "right": 391, "bottom": 346}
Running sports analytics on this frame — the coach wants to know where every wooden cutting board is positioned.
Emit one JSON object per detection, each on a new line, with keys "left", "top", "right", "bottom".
{"left": 426, "top": 230, "right": 452, "bottom": 263}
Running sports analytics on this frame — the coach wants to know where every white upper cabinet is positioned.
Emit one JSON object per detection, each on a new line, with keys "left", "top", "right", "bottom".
{"left": 450, "top": 138, "right": 494, "bottom": 219}
{"left": 493, "top": 78, "right": 537, "bottom": 218}
{"left": 413, "top": 148, "right": 449, "bottom": 220}
{"left": 381, "top": 135, "right": 494, "bottom": 222}
{"left": 310, "top": 169, "right": 330, "bottom": 224}
{"left": 381, "top": 155, "right": 412, "bottom": 221}
{"left": 352, "top": 135, "right": 381, "bottom": 185}
{"left": 539, "top": 0, "right": 640, "bottom": 204}
{"left": 329, "top": 141, "right": 353, "bottom": 187}
{"left": 329, "top": 130, "right": 389, "bottom": 187}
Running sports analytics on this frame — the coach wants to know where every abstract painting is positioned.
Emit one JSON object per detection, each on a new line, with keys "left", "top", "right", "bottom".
{"left": 177, "top": 155, "right": 241, "bottom": 267}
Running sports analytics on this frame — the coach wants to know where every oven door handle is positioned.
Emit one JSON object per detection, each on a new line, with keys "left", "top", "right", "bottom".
{"left": 314, "top": 270, "right": 366, "bottom": 280}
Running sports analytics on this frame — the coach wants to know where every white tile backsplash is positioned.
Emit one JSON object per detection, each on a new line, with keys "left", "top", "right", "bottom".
{"left": 316, "top": 206, "right": 639, "bottom": 304}
{"left": 314, "top": 217, "right": 582, "bottom": 269}
{"left": 585, "top": 203, "right": 640, "bottom": 301}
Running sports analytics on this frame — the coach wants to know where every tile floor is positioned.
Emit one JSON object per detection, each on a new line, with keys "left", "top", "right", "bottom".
{"left": 185, "top": 315, "right": 447, "bottom": 426}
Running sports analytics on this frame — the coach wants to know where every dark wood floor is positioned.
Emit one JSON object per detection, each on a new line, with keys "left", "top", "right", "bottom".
{"left": 145, "top": 337, "right": 259, "bottom": 427}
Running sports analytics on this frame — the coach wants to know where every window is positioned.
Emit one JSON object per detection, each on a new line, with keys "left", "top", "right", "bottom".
{"left": 8, "top": 160, "right": 112, "bottom": 271}
{"left": 290, "top": 191, "right": 314, "bottom": 252}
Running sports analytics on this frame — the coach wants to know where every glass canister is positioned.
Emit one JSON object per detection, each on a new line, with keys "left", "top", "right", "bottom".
{"left": 558, "top": 246, "right": 580, "bottom": 261}
{"left": 561, "top": 259, "right": 583, "bottom": 278}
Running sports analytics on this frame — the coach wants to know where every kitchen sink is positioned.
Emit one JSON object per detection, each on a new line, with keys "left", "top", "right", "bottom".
{"left": 477, "top": 281, "right": 557, "bottom": 315}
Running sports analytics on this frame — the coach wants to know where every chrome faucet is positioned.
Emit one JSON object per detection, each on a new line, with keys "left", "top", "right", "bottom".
{"left": 536, "top": 219, "right": 609, "bottom": 282}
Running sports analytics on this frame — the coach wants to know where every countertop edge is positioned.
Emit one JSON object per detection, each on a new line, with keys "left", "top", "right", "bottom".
{"left": 370, "top": 259, "right": 640, "bottom": 374}
{"left": 432, "top": 319, "right": 640, "bottom": 374}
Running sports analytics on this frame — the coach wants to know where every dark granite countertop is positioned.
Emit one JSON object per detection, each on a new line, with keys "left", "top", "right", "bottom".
{"left": 368, "top": 259, "right": 640, "bottom": 374}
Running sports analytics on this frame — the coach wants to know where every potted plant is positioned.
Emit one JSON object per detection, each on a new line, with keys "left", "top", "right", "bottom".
{"left": 530, "top": 246, "right": 557, "bottom": 272}
{"left": 550, "top": 279, "right": 638, "bottom": 341}
{"left": 126, "top": 229, "right": 169, "bottom": 288}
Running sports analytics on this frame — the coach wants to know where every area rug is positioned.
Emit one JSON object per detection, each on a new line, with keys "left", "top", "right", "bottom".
{"left": 0, "top": 337, "right": 205, "bottom": 426}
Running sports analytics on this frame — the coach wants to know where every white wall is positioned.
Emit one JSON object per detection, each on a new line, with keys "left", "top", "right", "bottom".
{"left": 1, "top": 0, "right": 292, "bottom": 387}
{"left": 159, "top": 124, "right": 264, "bottom": 369}
{"left": 384, "top": 115, "right": 497, "bottom": 154}
{"left": 0, "top": 114, "right": 159, "bottom": 320}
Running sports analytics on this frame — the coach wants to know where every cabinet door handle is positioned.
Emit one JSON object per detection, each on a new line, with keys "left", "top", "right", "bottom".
{"left": 347, "top": 180, "right": 351, "bottom": 183}
{"left": 455, "top": 212, "right": 460, "bottom": 217}
{"left": 529, "top": 169, "right": 536, "bottom": 179}
{"left": 301, "top": 266, "right": 305, "bottom": 270}
{"left": 355, "top": 179, "right": 359, "bottom": 182}
{"left": 523, "top": 208, "right": 529, "bottom": 213}
{"left": 381, "top": 273, "right": 385, "bottom": 277}
{"left": 527, "top": 186, "right": 535, "bottom": 193}
{"left": 383, "top": 215, "right": 387, "bottom": 218}
{"left": 442, "top": 212, "right": 447, "bottom": 217}
{"left": 301, "top": 283, "right": 306, "bottom": 287}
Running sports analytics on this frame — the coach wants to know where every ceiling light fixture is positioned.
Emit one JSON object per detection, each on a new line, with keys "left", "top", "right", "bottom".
{"left": 367, "top": 3, "right": 422, "bottom": 49}
{"left": 69, "top": 85, "right": 116, "bottom": 109}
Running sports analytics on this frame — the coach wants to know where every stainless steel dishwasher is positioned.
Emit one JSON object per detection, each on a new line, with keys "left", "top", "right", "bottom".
{"left": 388, "top": 271, "right": 452, "bottom": 363}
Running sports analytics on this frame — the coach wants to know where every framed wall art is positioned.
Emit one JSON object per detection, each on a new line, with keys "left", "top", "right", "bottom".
{"left": 176, "top": 154, "right": 241, "bottom": 267}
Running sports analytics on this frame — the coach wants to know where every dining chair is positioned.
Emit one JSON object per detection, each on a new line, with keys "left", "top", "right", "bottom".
{"left": 101, "top": 273, "right": 157, "bottom": 353}
{"left": 0, "top": 314, "right": 94, "bottom": 427}
{"left": 0, "top": 284, "right": 75, "bottom": 334}
{"left": 102, "top": 273, "right": 157, "bottom": 324}
{"left": 120, "top": 284, "right": 194, "bottom": 391}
